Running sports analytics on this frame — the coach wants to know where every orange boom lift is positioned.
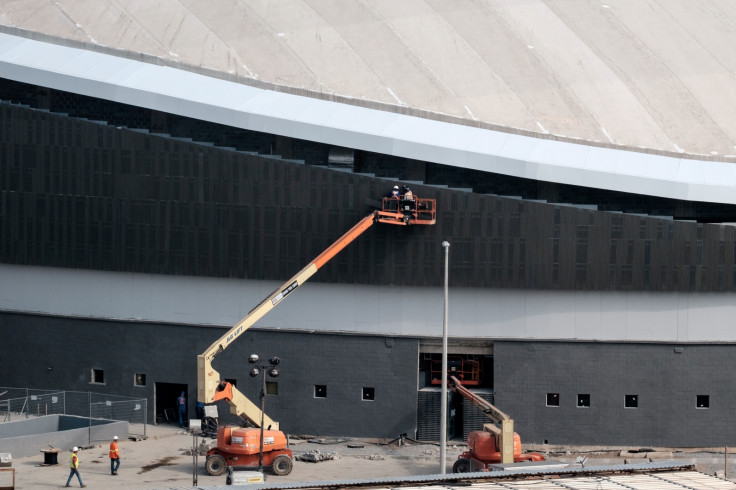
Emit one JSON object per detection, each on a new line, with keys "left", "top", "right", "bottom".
{"left": 199, "top": 196, "right": 436, "bottom": 476}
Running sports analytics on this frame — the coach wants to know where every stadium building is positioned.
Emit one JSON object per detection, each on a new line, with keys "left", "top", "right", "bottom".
{"left": 2, "top": 2, "right": 736, "bottom": 447}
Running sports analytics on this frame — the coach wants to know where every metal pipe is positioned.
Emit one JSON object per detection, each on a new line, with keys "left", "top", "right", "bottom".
{"left": 259, "top": 371, "right": 266, "bottom": 473}
{"left": 440, "top": 241, "right": 450, "bottom": 474}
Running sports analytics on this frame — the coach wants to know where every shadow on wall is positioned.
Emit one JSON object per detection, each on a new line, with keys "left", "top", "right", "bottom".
{"left": 0, "top": 414, "right": 128, "bottom": 458}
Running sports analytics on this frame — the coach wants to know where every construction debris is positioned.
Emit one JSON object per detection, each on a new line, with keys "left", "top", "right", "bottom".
{"left": 181, "top": 440, "right": 210, "bottom": 456}
{"left": 295, "top": 449, "right": 339, "bottom": 463}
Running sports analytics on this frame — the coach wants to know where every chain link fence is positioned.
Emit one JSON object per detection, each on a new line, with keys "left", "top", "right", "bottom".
{"left": 0, "top": 387, "right": 147, "bottom": 440}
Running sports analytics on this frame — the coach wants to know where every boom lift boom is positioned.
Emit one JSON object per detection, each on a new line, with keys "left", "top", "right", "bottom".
{"left": 198, "top": 196, "right": 436, "bottom": 476}
{"left": 198, "top": 198, "right": 435, "bottom": 426}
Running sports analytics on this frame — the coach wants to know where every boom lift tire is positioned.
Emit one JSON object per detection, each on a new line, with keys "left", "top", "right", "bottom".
{"left": 205, "top": 454, "right": 228, "bottom": 476}
{"left": 452, "top": 458, "right": 471, "bottom": 473}
{"left": 271, "top": 454, "right": 293, "bottom": 476}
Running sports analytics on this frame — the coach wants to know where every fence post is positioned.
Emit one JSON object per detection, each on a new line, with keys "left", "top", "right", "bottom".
{"left": 144, "top": 399, "right": 147, "bottom": 438}
{"left": 25, "top": 388, "right": 28, "bottom": 419}
{"left": 88, "top": 392, "right": 91, "bottom": 445}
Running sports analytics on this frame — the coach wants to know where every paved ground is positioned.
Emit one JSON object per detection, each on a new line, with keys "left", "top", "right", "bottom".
{"left": 4, "top": 423, "right": 736, "bottom": 489}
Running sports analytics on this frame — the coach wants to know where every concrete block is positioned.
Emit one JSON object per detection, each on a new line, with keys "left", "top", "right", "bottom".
{"left": 646, "top": 451, "right": 673, "bottom": 459}
{"left": 620, "top": 451, "right": 647, "bottom": 458}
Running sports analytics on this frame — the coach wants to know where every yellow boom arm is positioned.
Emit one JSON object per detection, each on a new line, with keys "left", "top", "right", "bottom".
{"left": 449, "top": 376, "right": 515, "bottom": 464}
{"left": 197, "top": 212, "right": 379, "bottom": 428}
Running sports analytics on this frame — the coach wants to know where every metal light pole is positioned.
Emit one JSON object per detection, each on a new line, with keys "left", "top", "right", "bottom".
{"left": 440, "top": 241, "right": 450, "bottom": 474}
{"left": 249, "top": 354, "right": 280, "bottom": 474}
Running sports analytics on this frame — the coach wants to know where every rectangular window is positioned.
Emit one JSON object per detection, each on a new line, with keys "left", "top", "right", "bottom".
{"left": 624, "top": 394, "right": 638, "bottom": 408}
{"left": 696, "top": 395, "right": 709, "bottom": 408}
{"left": 314, "top": 385, "right": 326, "bottom": 398}
{"left": 577, "top": 394, "right": 590, "bottom": 408}
{"left": 91, "top": 369, "right": 105, "bottom": 384}
{"left": 266, "top": 381, "right": 278, "bottom": 396}
{"left": 134, "top": 373, "right": 146, "bottom": 387}
{"left": 546, "top": 393, "right": 559, "bottom": 407}
{"left": 362, "top": 387, "right": 375, "bottom": 401}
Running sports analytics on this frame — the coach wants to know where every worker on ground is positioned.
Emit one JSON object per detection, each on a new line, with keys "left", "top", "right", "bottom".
{"left": 177, "top": 391, "right": 187, "bottom": 428}
{"left": 65, "top": 447, "right": 86, "bottom": 487}
{"left": 109, "top": 435, "right": 120, "bottom": 475}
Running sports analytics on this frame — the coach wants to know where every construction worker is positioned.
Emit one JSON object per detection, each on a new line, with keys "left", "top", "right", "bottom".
{"left": 386, "top": 185, "right": 400, "bottom": 210}
{"left": 109, "top": 435, "right": 120, "bottom": 475}
{"left": 177, "top": 391, "right": 187, "bottom": 428}
{"left": 65, "top": 447, "right": 86, "bottom": 487}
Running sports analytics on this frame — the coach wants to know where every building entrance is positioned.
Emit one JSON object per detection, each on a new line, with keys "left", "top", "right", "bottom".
{"left": 154, "top": 382, "right": 188, "bottom": 426}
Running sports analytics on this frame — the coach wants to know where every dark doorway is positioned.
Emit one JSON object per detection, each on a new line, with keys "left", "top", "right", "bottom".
{"left": 155, "top": 382, "right": 188, "bottom": 425}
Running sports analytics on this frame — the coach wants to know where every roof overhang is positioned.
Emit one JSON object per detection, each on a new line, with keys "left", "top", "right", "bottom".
{"left": 1, "top": 31, "right": 735, "bottom": 205}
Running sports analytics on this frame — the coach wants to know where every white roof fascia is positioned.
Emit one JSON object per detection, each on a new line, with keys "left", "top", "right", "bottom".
{"left": 1, "top": 32, "right": 736, "bottom": 205}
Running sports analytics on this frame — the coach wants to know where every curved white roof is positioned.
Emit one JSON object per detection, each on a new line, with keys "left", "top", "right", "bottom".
{"left": 3, "top": 0, "right": 736, "bottom": 159}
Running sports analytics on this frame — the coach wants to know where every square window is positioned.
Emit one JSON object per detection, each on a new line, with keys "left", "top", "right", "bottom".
{"left": 362, "top": 387, "right": 375, "bottom": 401}
{"left": 625, "top": 394, "right": 638, "bottom": 408}
{"left": 315, "top": 385, "right": 326, "bottom": 398}
{"left": 134, "top": 373, "right": 146, "bottom": 387}
{"left": 696, "top": 395, "right": 709, "bottom": 408}
{"left": 266, "top": 381, "right": 278, "bottom": 396}
{"left": 91, "top": 369, "right": 105, "bottom": 384}
{"left": 546, "top": 393, "right": 559, "bottom": 407}
{"left": 577, "top": 394, "right": 590, "bottom": 407}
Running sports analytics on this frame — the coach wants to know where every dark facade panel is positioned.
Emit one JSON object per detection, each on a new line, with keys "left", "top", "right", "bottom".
{"left": 493, "top": 341, "right": 736, "bottom": 447}
{"left": 3, "top": 99, "right": 736, "bottom": 291}
{"left": 0, "top": 312, "right": 418, "bottom": 439}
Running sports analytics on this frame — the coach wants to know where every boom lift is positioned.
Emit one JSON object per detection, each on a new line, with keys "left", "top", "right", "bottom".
{"left": 198, "top": 196, "right": 436, "bottom": 476}
{"left": 449, "top": 376, "right": 544, "bottom": 472}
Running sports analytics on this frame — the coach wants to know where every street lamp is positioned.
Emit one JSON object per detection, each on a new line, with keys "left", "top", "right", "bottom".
{"left": 440, "top": 241, "right": 450, "bottom": 474}
{"left": 249, "top": 354, "right": 281, "bottom": 473}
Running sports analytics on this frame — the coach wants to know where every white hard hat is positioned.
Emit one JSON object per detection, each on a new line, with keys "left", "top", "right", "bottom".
{"left": 393, "top": 185, "right": 399, "bottom": 190}
{"left": 113, "top": 436, "right": 119, "bottom": 440}
{"left": 72, "top": 447, "right": 79, "bottom": 452}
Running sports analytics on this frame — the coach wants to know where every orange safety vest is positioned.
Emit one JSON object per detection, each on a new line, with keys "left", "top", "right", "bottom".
{"left": 69, "top": 452, "right": 79, "bottom": 469}
{"left": 109, "top": 441, "right": 119, "bottom": 459}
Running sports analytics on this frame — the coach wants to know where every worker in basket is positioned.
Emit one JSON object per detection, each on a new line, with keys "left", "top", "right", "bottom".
{"left": 385, "top": 184, "right": 400, "bottom": 210}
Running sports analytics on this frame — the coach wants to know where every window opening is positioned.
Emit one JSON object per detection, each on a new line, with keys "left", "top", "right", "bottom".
{"left": 546, "top": 393, "right": 559, "bottom": 407}
{"left": 625, "top": 395, "right": 638, "bottom": 408}
{"left": 577, "top": 394, "right": 590, "bottom": 407}
{"left": 266, "top": 381, "right": 278, "bottom": 395}
{"left": 362, "top": 387, "right": 375, "bottom": 401}
{"left": 697, "top": 395, "right": 709, "bottom": 408}
{"left": 134, "top": 373, "right": 146, "bottom": 387}
{"left": 314, "top": 385, "right": 326, "bottom": 398}
{"left": 91, "top": 369, "right": 105, "bottom": 384}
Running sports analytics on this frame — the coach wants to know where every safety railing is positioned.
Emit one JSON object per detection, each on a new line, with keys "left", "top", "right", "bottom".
{"left": 0, "top": 387, "right": 147, "bottom": 441}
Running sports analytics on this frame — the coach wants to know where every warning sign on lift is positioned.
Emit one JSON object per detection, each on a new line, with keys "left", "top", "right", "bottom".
{"left": 272, "top": 280, "right": 299, "bottom": 306}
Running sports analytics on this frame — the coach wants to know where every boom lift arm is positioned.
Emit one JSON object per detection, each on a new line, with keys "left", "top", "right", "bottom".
{"left": 198, "top": 200, "right": 436, "bottom": 429}
{"left": 449, "top": 375, "right": 515, "bottom": 464}
{"left": 198, "top": 212, "right": 376, "bottom": 428}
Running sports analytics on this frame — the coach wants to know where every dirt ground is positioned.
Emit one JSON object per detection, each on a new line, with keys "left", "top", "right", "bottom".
{"left": 4, "top": 424, "right": 735, "bottom": 489}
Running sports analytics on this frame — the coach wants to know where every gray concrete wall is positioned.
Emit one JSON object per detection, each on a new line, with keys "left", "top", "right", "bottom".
{"left": 0, "top": 415, "right": 128, "bottom": 458}
{"left": 494, "top": 341, "right": 736, "bottom": 447}
{"left": 0, "top": 313, "right": 419, "bottom": 439}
